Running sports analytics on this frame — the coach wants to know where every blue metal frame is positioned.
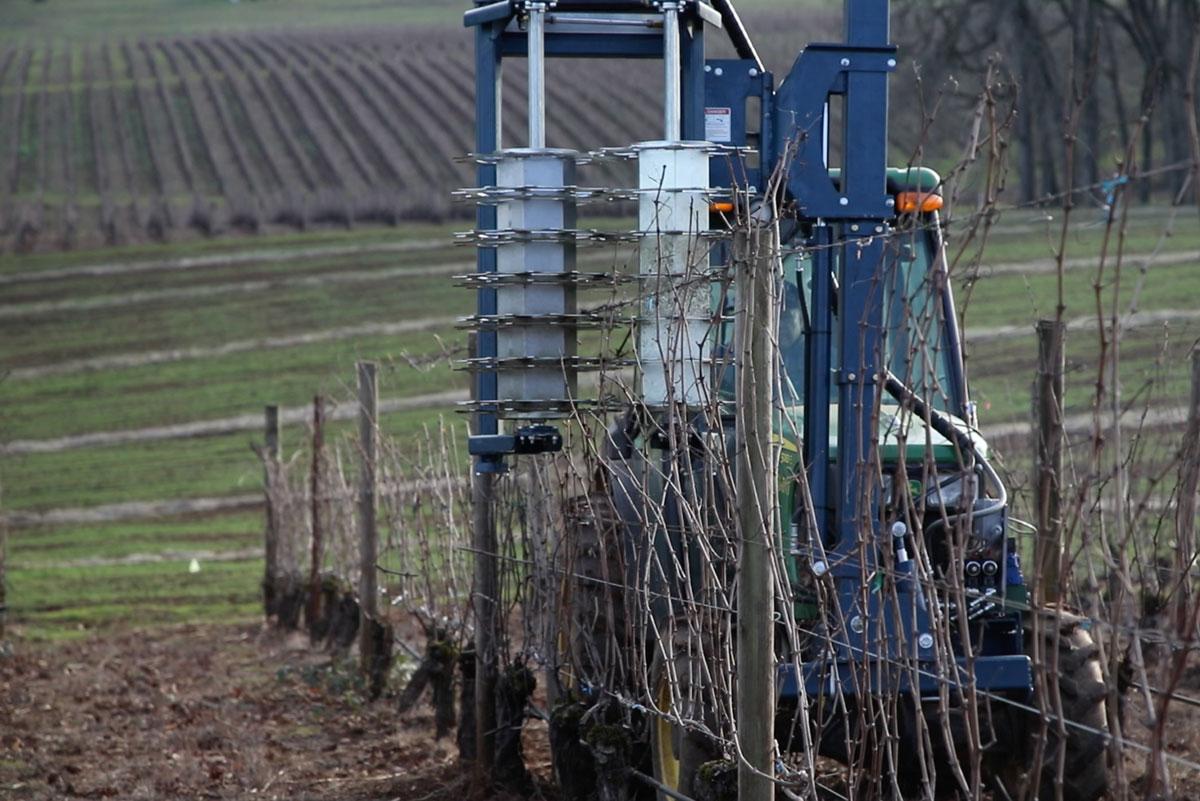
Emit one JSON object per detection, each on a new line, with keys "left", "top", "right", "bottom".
{"left": 464, "top": 0, "right": 1031, "bottom": 696}
{"left": 804, "top": 224, "right": 834, "bottom": 545}
{"left": 777, "top": 655, "right": 1033, "bottom": 698}
{"left": 472, "top": 19, "right": 503, "bottom": 471}
{"left": 464, "top": 0, "right": 720, "bottom": 466}
{"left": 773, "top": 44, "right": 896, "bottom": 220}
{"left": 703, "top": 58, "right": 771, "bottom": 193}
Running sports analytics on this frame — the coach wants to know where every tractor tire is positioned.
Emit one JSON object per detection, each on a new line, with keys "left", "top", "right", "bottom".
{"left": 988, "top": 613, "right": 1110, "bottom": 801}
{"left": 649, "top": 620, "right": 722, "bottom": 801}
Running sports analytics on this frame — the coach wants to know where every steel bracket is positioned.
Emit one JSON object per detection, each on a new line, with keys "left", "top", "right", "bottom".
{"left": 773, "top": 43, "right": 897, "bottom": 220}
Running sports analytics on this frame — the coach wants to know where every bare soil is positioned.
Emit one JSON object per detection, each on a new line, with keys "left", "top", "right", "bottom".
{"left": 0, "top": 622, "right": 554, "bottom": 801}
{"left": 3, "top": 621, "right": 1200, "bottom": 800}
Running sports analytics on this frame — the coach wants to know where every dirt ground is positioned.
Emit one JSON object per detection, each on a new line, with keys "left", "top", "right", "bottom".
{"left": 0, "top": 622, "right": 555, "bottom": 801}
{"left": 3, "top": 621, "right": 1200, "bottom": 801}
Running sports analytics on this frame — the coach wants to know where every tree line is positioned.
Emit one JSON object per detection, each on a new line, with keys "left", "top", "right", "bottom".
{"left": 893, "top": 0, "right": 1200, "bottom": 206}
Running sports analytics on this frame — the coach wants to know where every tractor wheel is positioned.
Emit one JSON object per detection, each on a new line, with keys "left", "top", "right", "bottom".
{"left": 649, "top": 621, "right": 722, "bottom": 801}
{"left": 989, "top": 613, "right": 1110, "bottom": 801}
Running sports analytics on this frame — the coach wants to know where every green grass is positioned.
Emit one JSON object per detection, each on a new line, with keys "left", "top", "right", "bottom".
{"left": 0, "top": 267, "right": 470, "bottom": 369}
{"left": 960, "top": 255, "right": 1200, "bottom": 329}
{"left": 8, "top": 558, "right": 263, "bottom": 641}
{"left": 8, "top": 511, "right": 262, "bottom": 564}
{"left": 4, "top": 433, "right": 266, "bottom": 511}
{"left": 968, "top": 322, "right": 1200, "bottom": 424}
{"left": 4, "top": 205, "right": 1200, "bottom": 641}
{"left": 0, "top": 247, "right": 469, "bottom": 308}
{"left": 2, "top": 327, "right": 463, "bottom": 440}
{"left": 946, "top": 205, "right": 1200, "bottom": 265}
{"left": 3, "top": 404, "right": 462, "bottom": 512}
{"left": 0, "top": 221, "right": 464, "bottom": 273}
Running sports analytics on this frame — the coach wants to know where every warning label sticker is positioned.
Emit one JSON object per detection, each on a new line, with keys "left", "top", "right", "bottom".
{"left": 705, "top": 106, "right": 732, "bottom": 142}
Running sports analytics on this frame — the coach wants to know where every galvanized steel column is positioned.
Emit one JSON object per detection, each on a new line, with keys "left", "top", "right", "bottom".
{"left": 526, "top": 1, "right": 547, "bottom": 148}
{"left": 661, "top": 2, "right": 681, "bottom": 141}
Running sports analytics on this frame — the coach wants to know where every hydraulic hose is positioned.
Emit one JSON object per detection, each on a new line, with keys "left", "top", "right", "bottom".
{"left": 881, "top": 369, "right": 1007, "bottom": 511}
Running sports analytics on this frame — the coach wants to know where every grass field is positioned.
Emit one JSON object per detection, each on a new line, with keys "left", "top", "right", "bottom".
{"left": 3, "top": 202, "right": 1199, "bottom": 640}
{"left": 0, "top": 0, "right": 1197, "bottom": 642}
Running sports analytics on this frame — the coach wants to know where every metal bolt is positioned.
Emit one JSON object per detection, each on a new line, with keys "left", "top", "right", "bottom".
{"left": 705, "top": 64, "right": 712, "bottom": 72}
{"left": 840, "top": 58, "right": 851, "bottom": 67}
{"left": 918, "top": 633, "right": 934, "bottom": 650}
{"left": 887, "top": 58, "right": 897, "bottom": 68}
{"left": 847, "top": 372, "right": 856, "bottom": 382}
{"left": 885, "top": 197, "right": 895, "bottom": 207}
{"left": 850, "top": 616, "right": 864, "bottom": 634}
{"left": 714, "top": 67, "right": 723, "bottom": 76}
{"left": 850, "top": 223, "right": 859, "bottom": 232}
{"left": 874, "top": 226, "right": 883, "bottom": 233}
{"left": 839, "top": 196, "right": 849, "bottom": 206}
{"left": 812, "top": 560, "right": 828, "bottom": 577}
{"left": 990, "top": 524, "right": 1004, "bottom": 538}
{"left": 749, "top": 67, "right": 759, "bottom": 77}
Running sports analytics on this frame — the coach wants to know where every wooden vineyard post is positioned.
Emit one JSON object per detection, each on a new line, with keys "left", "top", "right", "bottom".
{"left": 307, "top": 395, "right": 325, "bottom": 637}
{"left": 263, "top": 404, "right": 280, "bottom": 619}
{"left": 735, "top": 225, "right": 776, "bottom": 801}
{"left": 473, "top": 473, "right": 498, "bottom": 779}
{"left": 469, "top": 328, "right": 498, "bottom": 782}
{"left": 1034, "top": 319, "right": 1066, "bottom": 605}
{"left": 0, "top": 472, "right": 7, "bottom": 642}
{"left": 1174, "top": 350, "right": 1200, "bottom": 631}
{"left": 357, "top": 362, "right": 380, "bottom": 671}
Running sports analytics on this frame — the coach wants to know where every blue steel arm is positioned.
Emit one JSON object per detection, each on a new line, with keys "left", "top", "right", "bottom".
{"left": 804, "top": 224, "right": 834, "bottom": 546}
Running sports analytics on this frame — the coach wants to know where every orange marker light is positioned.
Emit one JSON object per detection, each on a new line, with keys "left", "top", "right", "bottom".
{"left": 709, "top": 201, "right": 735, "bottom": 213}
{"left": 895, "top": 191, "right": 943, "bottom": 213}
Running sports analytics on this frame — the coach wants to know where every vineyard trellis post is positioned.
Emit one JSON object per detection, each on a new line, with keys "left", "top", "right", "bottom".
{"left": 468, "top": 325, "right": 499, "bottom": 782}
{"left": 0, "top": 470, "right": 7, "bottom": 642}
{"left": 1034, "top": 318, "right": 1066, "bottom": 605}
{"left": 308, "top": 394, "right": 325, "bottom": 635}
{"left": 735, "top": 224, "right": 777, "bottom": 801}
{"left": 1175, "top": 349, "right": 1200, "bottom": 630}
{"left": 263, "top": 404, "right": 280, "bottom": 619}
{"left": 472, "top": 469, "right": 498, "bottom": 784}
{"left": 357, "top": 361, "right": 379, "bottom": 671}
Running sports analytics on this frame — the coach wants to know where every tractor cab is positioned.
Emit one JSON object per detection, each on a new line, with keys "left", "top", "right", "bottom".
{"left": 718, "top": 168, "right": 964, "bottom": 417}
{"left": 714, "top": 169, "right": 1024, "bottom": 646}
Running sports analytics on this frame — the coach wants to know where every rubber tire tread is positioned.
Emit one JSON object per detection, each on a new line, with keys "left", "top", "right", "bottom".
{"left": 1023, "top": 621, "right": 1110, "bottom": 801}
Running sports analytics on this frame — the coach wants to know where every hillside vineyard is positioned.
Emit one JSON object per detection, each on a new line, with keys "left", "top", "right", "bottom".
{"left": 0, "top": 28, "right": 674, "bottom": 251}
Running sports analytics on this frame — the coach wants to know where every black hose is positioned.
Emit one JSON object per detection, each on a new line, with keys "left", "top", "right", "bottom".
{"left": 881, "top": 369, "right": 1007, "bottom": 509}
